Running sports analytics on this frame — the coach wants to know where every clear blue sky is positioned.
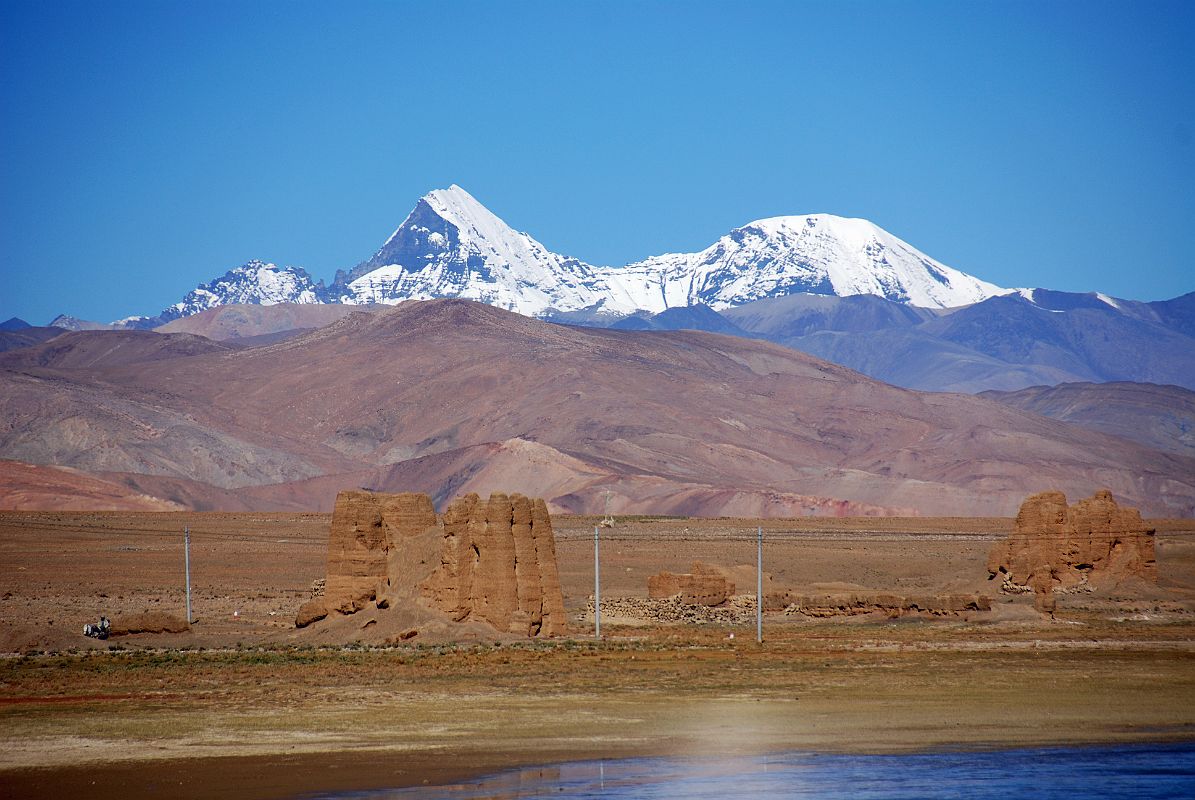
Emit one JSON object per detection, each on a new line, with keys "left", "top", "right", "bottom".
{"left": 2, "top": 0, "right": 1192, "bottom": 324}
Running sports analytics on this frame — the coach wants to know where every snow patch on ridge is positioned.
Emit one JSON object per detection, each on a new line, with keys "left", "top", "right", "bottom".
{"left": 1096, "top": 292, "right": 1122, "bottom": 309}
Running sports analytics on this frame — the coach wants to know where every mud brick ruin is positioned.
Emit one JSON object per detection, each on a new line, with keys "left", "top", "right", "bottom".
{"left": 644, "top": 561, "right": 991, "bottom": 618}
{"left": 422, "top": 492, "right": 566, "bottom": 637}
{"left": 987, "top": 489, "right": 1156, "bottom": 613}
{"left": 647, "top": 562, "right": 736, "bottom": 606}
{"left": 296, "top": 490, "right": 566, "bottom": 637}
{"left": 766, "top": 591, "right": 991, "bottom": 617}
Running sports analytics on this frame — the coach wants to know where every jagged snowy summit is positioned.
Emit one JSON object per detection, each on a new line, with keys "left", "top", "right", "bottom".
{"left": 90, "top": 185, "right": 1007, "bottom": 327}
{"left": 330, "top": 185, "right": 612, "bottom": 316}
{"left": 333, "top": 185, "right": 1003, "bottom": 315}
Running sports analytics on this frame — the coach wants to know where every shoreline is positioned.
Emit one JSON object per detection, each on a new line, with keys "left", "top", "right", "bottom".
{"left": 3, "top": 634, "right": 1194, "bottom": 798}
{"left": 6, "top": 732, "right": 1195, "bottom": 800}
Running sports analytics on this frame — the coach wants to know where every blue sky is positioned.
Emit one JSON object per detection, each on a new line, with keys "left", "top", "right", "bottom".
{"left": 2, "top": 0, "right": 1192, "bottom": 324}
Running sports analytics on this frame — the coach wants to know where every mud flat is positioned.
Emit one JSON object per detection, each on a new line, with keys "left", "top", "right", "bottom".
{"left": 0, "top": 511, "right": 1193, "bottom": 798}
{"left": 3, "top": 633, "right": 1194, "bottom": 798}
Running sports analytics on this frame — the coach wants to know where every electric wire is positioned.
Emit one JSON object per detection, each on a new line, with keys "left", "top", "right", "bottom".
{"left": 1, "top": 516, "right": 1191, "bottom": 546}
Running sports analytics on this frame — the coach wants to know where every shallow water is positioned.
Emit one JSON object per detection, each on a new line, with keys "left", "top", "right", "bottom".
{"left": 314, "top": 742, "right": 1195, "bottom": 799}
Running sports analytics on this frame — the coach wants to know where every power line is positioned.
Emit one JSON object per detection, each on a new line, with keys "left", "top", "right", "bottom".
{"left": 2, "top": 517, "right": 1192, "bottom": 545}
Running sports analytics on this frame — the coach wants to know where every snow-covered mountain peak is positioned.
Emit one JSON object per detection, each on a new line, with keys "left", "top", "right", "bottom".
{"left": 143, "top": 260, "right": 323, "bottom": 328}
{"left": 423, "top": 184, "right": 509, "bottom": 237}
{"left": 116, "top": 187, "right": 1011, "bottom": 327}
{"left": 634, "top": 211, "right": 1006, "bottom": 309}
{"left": 420, "top": 184, "right": 564, "bottom": 276}
{"left": 745, "top": 212, "right": 867, "bottom": 233}
{"left": 335, "top": 191, "right": 1006, "bottom": 314}
{"left": 378, "top": 185, "right": 496, "bottom": 246}
{"left": 335, "top": 186, "right": 611, "bottom": 315}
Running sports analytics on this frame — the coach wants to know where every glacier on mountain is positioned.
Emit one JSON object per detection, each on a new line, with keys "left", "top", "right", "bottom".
{"left": 612, "top": 214, "right": 1002, "bottom": 310}
{"left": 332, "top": 185, "right": 1003, "bottom": 315}
{"left": 330, "top": 186, "right": 616, "bottom": 316}
{"left": 98, "top": 185, "right": 1009, "bottom": 326}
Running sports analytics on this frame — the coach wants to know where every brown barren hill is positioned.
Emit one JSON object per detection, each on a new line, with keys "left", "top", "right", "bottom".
{"left": 0, "top": 325, "right": 66, "bottom": 354}
{"left": 980, "top": 381, "right": 1195, "bottom": 459}
{"left": 156, "top": 302, "right": 386, "bottom": 341}
{"left": 0, "top": 329, "right": 231, "bottom": 369}
{"left": 0, "top": 460, "right": 184, "bottom": 511}
{"left": 2, "top": 299, "right": 1194, "bottom": 516}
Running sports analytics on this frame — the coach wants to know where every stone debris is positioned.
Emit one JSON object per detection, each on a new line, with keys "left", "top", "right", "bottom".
{"left": 769, "top": 592, "right": 991, "bottom": 617}
{"left": 294, "top": 603, "right": 328, "bottom": 629}
{"left": 987, "top": 489, "right": 1157, "bottom": 613}
{"left": 296, "top": 490, "right": 566, "bottom": 638}
{"left": 588, "top": 591, "right": 989, "bottom": 625}
{"left": 636, "top": 559, "right": 989, "bottom": 621}
{"left": 588, "top": 595, "right": 759, "bottom": 625}
{"left": 647, "top": 562, "right": 735, "bottom": 606}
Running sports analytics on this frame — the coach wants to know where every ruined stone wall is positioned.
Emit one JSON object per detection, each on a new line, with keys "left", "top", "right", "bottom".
{"left": 421, "top": 492, "right": 566, "bottom": 637}
{"left": 297, "top": 490, "right": 566, "bottom": 637}
{"left": 987, "top": 489, "right": 1156, "bottom": 610}
{"left": 767, "top": 591, "right": 991, "bottom": 617}
{"left": 647, "top": 562, "right": 735, "bottom": 606}
{"left": 296, "top": 491, "right": 437, "bottom": 629}
{"left": 593, "top": 592, "right": 989, "bottom": 624}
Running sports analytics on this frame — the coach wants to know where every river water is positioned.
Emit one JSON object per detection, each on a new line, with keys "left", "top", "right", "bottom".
{"left": 314, "top": 742, "right": 1195, "bottom": 799}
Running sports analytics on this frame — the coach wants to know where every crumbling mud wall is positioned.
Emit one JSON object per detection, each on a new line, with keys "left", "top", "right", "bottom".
{"left": 109, "top": 612, "right": 191, "bottom": 636}
{"left": 421, "top": 492, "right": 566, "bottom": 637}
{"left": 641, "top": 561, "right": 990, "bottom": 619}
{"left": 592, "top": 592, "right": 990, "bottom": 625}
{"left": 987, "top": 490, "right": 1156, "bottom": 612}
{"left": 296, "top": 491, "right": 437, "bottom": 627}
{"left": 767, "top": 591, "right": 991, "bottom": 617}
{"left": 296, "top": 490, "right": 566, "bottom": 638}
{"left": 647, "top": 562, "right": 735, "bottom": 606}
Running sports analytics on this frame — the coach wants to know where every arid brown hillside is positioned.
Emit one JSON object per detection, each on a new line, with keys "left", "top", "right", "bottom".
{"left": 0, "top": 325, "right": 65, "bottom": 354}
{"left": 156, "top": 302, "right": 385, "bottom": 341}
{"left": 2, "top": 300, "right": 1193, "bottom": 516}
{"left": 0, "top": 460, "right": 183, "bottom": 511}
{"left": 980, "top": 381, "right": 1195, "bottom": 459}
{"left": 0, "top": 329, "right": 231, "bottom": 369}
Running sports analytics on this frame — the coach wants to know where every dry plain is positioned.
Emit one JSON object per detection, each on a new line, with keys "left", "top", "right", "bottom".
{"left": 1, "top": 511, "right": 1193, "bottom": 798}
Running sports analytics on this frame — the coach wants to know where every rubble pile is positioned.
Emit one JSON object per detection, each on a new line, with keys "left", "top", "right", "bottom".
{"left": 769, "top": 591, "right": 991, "bottom": 617}
{"left": 587, "top": 594, "right": 758, "bottom": 625}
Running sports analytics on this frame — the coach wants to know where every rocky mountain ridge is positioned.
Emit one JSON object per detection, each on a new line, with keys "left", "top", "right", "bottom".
{"left": 54, "top": 185, "right": 1009, "bottom": 327}
{"left": 3, "top": 298, "right": 1193, "bottom": 517}
{"left": 32, "top": 185, "right": 1191, "bottom": 396}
